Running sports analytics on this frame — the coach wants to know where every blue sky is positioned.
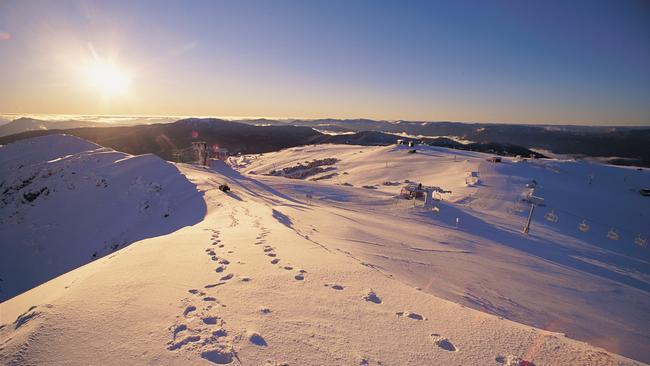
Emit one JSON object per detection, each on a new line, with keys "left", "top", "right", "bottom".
{"left": 0, "top": 0, "right": 648, "bottom": 124}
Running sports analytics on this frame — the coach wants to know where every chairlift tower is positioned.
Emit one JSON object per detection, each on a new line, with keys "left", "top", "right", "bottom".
{"left": 172, "top": 150, "right": 183, "bottom": 163}
{"left": 523, "top": 195, "right": 544, "bottom": 234}
{"left": 192, "top": 141, "right": 209, "bottom": 166}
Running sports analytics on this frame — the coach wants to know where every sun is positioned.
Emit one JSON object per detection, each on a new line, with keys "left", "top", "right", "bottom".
{"left": 86, "top": 60, "right": 131, "bottom": 97}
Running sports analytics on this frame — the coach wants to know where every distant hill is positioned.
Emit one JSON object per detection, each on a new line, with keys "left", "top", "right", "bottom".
{"left": 239, "top": 118, "right": 650, "bottom": 167}
{"left": 0, "top": 118, "right": 323, "bottom": 160}
{"left": 311, "top": 132, "right": 544, "bottom": 158}
{"left": 1, "top": 117, "right": 647, "bottom": 166}
{"left": 0, "top": 117, "right": 108, "bottom": 137}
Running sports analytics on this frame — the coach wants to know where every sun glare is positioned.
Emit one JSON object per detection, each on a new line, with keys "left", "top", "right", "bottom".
{"left": 86, "top": 60, "right": 131, "bottom": 97}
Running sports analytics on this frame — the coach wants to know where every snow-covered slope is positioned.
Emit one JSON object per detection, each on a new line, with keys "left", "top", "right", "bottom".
{"left": 1, "top": 138, "right": 647, "bottom": 365}
{"left": 232, "top": 143, "right": 650, "bottom": 362}
{"left": 0, "top": 134, "right": 206, "bottom": 301}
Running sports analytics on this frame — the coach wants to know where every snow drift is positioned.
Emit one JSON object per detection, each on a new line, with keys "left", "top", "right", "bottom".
{"left": 0, "top": 134, "right": 206, "bottom": 301}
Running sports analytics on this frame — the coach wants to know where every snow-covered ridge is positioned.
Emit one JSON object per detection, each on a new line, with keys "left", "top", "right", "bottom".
{"left": 0, "top": 134, "right": 206, "bottom": 301}
{"left": 0, "top": 137, "right": 647, "bottom": 365}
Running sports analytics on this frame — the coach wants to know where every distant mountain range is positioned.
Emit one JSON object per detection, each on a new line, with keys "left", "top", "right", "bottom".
{"left": 0, "top": 116, "right": 167, "bottom": 137}
{"left": 0, "top": 117, "right": 107, "bottom": 137}
{"left": 0, "top": 117, "right": 648, "bottom": 166}
{"left": 239, "top": 118, "right": 650, "bottom": 165}
{"left": 0, "top": 118, "right": 321, "bottom": 160}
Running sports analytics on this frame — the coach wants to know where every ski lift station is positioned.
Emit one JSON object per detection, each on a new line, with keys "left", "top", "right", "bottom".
{"left": 399, "top": 183, "right": 451, "bottom": 206}
{"left": 400, "top": 183, "right": 426, "bottom": 199}
{"left": 213, "top": 147, "right": 229, "bottom": 161}
{"left": 172, "top": 142, "right": 229, "bottom": 165}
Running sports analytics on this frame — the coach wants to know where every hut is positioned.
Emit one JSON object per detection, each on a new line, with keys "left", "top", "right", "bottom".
{"left": 400, "top": 183, "right": 425, "bottom": 199}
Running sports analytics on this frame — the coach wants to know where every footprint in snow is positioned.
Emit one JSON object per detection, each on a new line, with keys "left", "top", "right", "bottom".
{"left": 363, "top": 290, "right": 382, "bottom": 304}
{"left": 212, "top": 329, "right": 228, "bottom": 338}
{"left": 359, "top": 356, "right": 384, "bottom": 365}
{"left": 183, "top": 305, "right": 197, "bottom": 317}
{"left": 396, "top": 311, "right": 426, "bottom": 320}
{"left": 170, "top": 324, "right": 187, "bottom": 337}
{"left": 167, "top": 324, "right": 201, "bottom": 351}
{"left": 325, "top": 284, "right": 344, "bottom": 290}
{"left": 495, "top": 355, "right": 535, "bottom": 366}
{"left": 168, "top": 334, "right": 201, "bottom": 351}
{"left": 202, "top": 316, "right": 219, "bottom": 325}
{"left": 248, "top": 331, "right": 267, "bottom": 347}
{"left": 430, "top": 334, "right": 457, "bottom": 352}
{"left": 201, "top": 348, "right": 234, "bottom": 364}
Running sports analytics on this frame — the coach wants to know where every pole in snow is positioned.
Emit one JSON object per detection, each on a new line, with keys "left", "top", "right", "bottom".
{"left": 523, "top": 203, "right": 535, "bottom": 234}
{"left": 522, "top": 195, "right": 544, "bottom": 234}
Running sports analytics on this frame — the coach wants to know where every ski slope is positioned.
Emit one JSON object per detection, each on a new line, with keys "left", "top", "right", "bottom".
{"left": 232, "top": 143, "right": 650, "bottom": 362}
{"left": 1, "top": 137, "right": 648, "bottom": 365}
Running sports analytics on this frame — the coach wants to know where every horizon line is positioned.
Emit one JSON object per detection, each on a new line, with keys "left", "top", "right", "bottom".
{"left": 1, "top": 112, "right": 649, "bottom": 128}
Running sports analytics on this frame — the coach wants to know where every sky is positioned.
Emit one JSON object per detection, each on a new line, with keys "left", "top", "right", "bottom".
{"left": 0, "top": 0, "right": 649, "bottom": 125}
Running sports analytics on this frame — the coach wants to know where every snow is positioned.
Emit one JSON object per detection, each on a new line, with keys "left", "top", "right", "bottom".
{"left": 231, "top": 143, "right": 650, "bottom": 362}
{"left": 1, "top": 138, "right": 648, "bottom": 365}
{"left": 0, "top": 134, "right": 206, "bottom": 301}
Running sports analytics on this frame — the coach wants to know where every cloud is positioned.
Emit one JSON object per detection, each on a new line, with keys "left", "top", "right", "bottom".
{"left": 0, "top": 32, "right": 11, "bottom": 41}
